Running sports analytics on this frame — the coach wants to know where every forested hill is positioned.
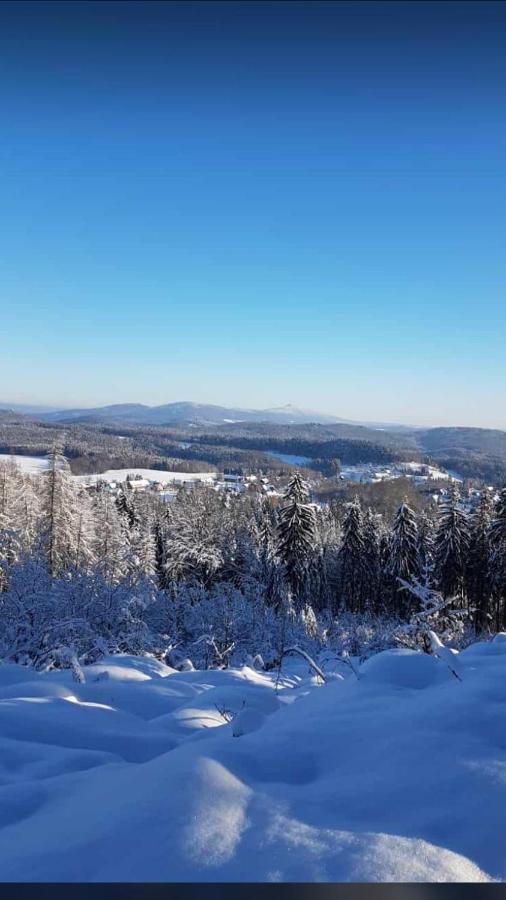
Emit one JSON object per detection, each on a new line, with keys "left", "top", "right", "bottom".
{"left": 2, "top": 410, "right": 506, "bottom": 483}
{"left": 413, "top": 428, "right": 506, "bottom": 484}
{"left": 416, "top": 427, "right": 506, "bottom": 456}
{"left": 188, "top": 421, "right": 419, "bottom": 465}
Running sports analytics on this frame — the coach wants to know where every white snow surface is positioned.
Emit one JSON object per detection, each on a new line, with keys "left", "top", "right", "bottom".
{"left": 73, "top": 468, "right": 217, "bottom": 486}
{"left": 0, "top": 454, "right": 49, "bottom": 474}
{"left": 0, "top": 641, "right": 504, "bottom": 882}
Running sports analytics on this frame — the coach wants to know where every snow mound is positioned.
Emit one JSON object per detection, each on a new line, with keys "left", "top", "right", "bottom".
{"left": 359, "top": 648, "right": 453, "bottom": 688}
{"left": 0, "top": 642, "right": 504, "bottom": 882}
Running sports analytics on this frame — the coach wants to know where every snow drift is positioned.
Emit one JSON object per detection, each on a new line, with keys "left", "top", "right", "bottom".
{"left": 0, "top": 639, "right": 504, "bottom": 882}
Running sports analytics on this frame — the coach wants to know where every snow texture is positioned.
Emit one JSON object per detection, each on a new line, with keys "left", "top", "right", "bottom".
{"left": 0, "top": 641, "right": 504, "bottom": 882}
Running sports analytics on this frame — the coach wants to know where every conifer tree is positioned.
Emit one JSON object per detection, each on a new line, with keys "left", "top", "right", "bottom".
{"left": 276, "top": 473, "right": 316, "bottom": 609}
{"left": 416, "top": 511, "right": 435, "bottom": 575}
{"left": 73, "top": 487, "right": 96, "bottom": 572}
{"left": 337, "top": 498, "right": 366, "bottom": 613}
{"left": 41, "top": 442, "right": 85, "bottom": 576}
{"left": 128, "top": 520, "right": 157, "bottom": 580}
{"left": 0, "top": 460, "right": 24, "bottom": 588}
{"left": 433, "top": 483, "right": 470, "bottom": 605}
{"left": 489, "top": 486, "right": 506, "bottom": 629}
{"left": 116, "top": 488, "right": 140, "bottom": 531}
{"left": 387, "top": 501, "right": 419, "bottom": 616}
{"left": 362, "top": 508, "right": 382, "bottom": 613}
{"left": 92, "top": 490, "right": 128, "bottom": 584}
{"left": 153, "top": 518, "right": 169, "bottom": 589}
{"left": 468, "top": 490, "right": 493, "bottom": 631}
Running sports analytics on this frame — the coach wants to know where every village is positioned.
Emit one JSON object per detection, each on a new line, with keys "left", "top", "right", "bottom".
{"left": 0, "top": 452, "right": 496, "bottom": 515}
{"left": 71, "top": 458, "right": 493, "bottom": 514}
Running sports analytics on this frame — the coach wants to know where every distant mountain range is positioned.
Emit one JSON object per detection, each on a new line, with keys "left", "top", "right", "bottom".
{"left": 0, "top": 403, "right": 62, "bottom": 415}
{"left": 24, "top": 401, "right": 362, "bottom": 427}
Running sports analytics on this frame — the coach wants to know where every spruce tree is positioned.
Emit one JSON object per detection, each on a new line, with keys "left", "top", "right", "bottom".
{"left": 387, "top": 501, "right": 419, "bottom": 616}
{"left": 468, "top": 490, "right": 493, "bottom": 631}
{"left": 433, "top": 483, "right": 470, "bottom": 605}
{"left": 337, "top": 498, "right": 366, "bottom": 613}
{"left": 489, "top": 486, "right": 506, "bottom": 629}
{"left": 417, "top": 511, "right": 435, "bottom": 575}
{"left": 276, "top": 473, "right": 316, "bottom": 609}
{"left": 362, "top": 508, "right": 382, "bottom": 613}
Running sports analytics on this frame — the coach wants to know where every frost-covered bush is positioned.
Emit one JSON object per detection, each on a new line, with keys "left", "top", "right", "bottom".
{"left": 0, "top": 556, "right": 161, "bottom": 670}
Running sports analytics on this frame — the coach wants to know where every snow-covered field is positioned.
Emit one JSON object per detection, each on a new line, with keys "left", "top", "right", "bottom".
{"left": 266, "top": 451, "right": 313, "bottom": 466}
{"left": 73, "top": 468, "right": 217, "bottom": 486}
{"left": 0, "top": 639, "right": 505, "bottom": 882}
{"left": 339, "top": 461, "right": 462, "bottom": 484}
{"left": 0, "top": 454, "right": 49, "bottom": 474}
{"left": 0, "top": 456, "right": 216, "bottom": 487}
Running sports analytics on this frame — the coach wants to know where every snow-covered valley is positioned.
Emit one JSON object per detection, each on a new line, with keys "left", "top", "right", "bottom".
{"left": 0, "top": 640, "right": 505, "bottom": 882}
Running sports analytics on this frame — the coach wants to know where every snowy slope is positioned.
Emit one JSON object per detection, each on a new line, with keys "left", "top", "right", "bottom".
{"left": 0, "top": 642, "right": 504, "bottom": 882}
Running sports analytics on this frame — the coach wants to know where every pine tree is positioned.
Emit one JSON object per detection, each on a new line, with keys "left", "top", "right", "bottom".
{"left": 387, "top": 501, "right": 419, "bottom": 616}
{"left": 276, "top": 473, "right": 316, "bottom": 609}
{"left": 433, "top": 483, "right": 470, "bottom": 605}
{"left": 337, "top": 499, "right": 366, "bottom": 613}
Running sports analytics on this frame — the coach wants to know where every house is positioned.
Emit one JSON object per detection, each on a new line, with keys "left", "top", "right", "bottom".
{"left": 215, "top": 480, "right": 247, "bottom": 494}
{"left": 126, "top": 475, "right": 151, "bottom": 491}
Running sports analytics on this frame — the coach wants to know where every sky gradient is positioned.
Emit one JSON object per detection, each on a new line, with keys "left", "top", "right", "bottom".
{"left": 1, "top": 0, "right": 505, "bottom": 427}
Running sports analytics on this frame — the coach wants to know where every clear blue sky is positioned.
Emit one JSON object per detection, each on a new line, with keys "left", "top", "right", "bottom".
{"left": 1, "top": 0, "right": 505, "bottom": 427}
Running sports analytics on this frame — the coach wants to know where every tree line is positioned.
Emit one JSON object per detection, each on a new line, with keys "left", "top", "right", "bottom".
{"left": 0, "top": 444, "right": 505, "bottom": 672}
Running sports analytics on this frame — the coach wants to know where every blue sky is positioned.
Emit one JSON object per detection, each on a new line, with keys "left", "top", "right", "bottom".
{"left": 1, "top": 0, "right": 505, "bottom": 427}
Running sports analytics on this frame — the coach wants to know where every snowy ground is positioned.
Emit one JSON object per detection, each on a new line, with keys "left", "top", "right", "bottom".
{"left": 73, "top": 468, "right": 217, "bottom": 487}
{"left": 0, "top": 639, "right": 505, "bottom": 882}
{"left": 0, "top": 454, "right": 49, "bottom": 474}
{"left": 0, "top": 455, "right": 216, "bottom": 487}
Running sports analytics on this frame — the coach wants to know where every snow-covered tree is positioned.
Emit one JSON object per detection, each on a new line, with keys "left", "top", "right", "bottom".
{"left": 468, "top": 490, "right": 493, "bottom": 631}
{"left": 164, "top": 489, "right": 224, "bottom": 587}
{"left": 40, "top": 442, "right": 88, "bottom": 576}
{"left": 128, "top": 520, "right": 156, "bottom": 580}
{"left": 0, "top": 460, "right": 25, "bottom": 586}
{"left": 433, "top": 484, "right": 470, "bottom": 605}
{"left": 92, "top": 490, "right": 128, "bottom": 583}
{"left": 489, "top": 486, "right": 506, "bottom": 629}
{"left": 362, "top": 508, "right": 383, "bottom": 613}
{"left": 417, "top": 510, "right": 435, "bottom": 574}
{"left": 393, "top": 570, "right": 467, "bottom": 652}
{"left": 337, "top": 499, "right": 367, "bottom": 613}
{"left": 386, "top": 501, "right": 419, "bottom": 616}
{"left": 276, "top": 473, "right": 316, "bottom": 609}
